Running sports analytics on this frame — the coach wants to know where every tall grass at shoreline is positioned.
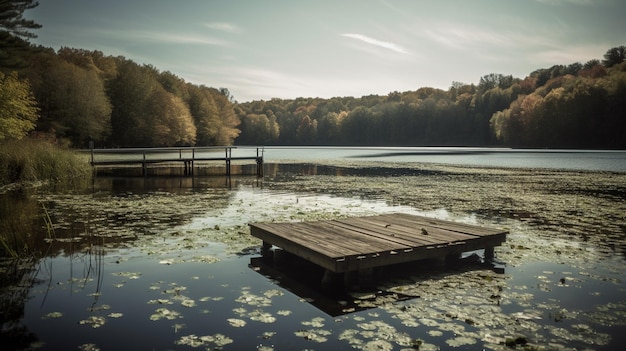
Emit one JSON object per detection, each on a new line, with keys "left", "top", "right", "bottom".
{"left": 0, "top": 140, "right": 91, "bottom": 258}
{"left": 0, "top": 139, "right": 91, "bottom": 187}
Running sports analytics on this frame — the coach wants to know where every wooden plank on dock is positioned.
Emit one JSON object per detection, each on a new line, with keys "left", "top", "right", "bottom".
{"left": 249, "top": 213, "right": 507, "bottom": 273}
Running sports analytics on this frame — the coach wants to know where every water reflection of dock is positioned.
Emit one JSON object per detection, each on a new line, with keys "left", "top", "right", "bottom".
{"left": 89, "top": 146, "right": 263, "bottom": 176}
{"left": 250, "top": 213, "right": 507, "bottom": 287}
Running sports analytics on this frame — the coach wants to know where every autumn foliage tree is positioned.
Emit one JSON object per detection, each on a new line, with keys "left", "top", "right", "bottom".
{"left": 27, "top": 54, "right": 111, "bottom": 146}
{"left": 147, "top": 88, "right": 196, "bottom": 146}
{"left": 0, "top": 71, "right": 38, "bottom": 139}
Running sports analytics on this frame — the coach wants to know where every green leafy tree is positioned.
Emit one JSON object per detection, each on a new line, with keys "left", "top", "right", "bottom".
{"left": 0, "top": 71, "right": 38, "bottom": 139}
{"left": 212, "top": 91, "right": 240, "bottom": 145}
{"left": 317, "top": 111, "right": 346, "bottom": 144}
{"left": 147, "top": 88, "right": 196, "bottom": 146}
{"left": 187, "top": 85, "right": 221, "bottom": 145}
{"left": 56, "top": 48, "right": 118, "bottom": 81}
{"left": 107, "top": 59, "right": 160, "bottom": 146}
{"left": 296, "top": 115, "right": 317, "bottom": 143}
{"left": 0, "top": 1, "right": 41, "bottom": 71}
{"left": 29, "top": 56, "right": 111, "bottom": 146}
{"left": 159, "top": 71, "right": 189, "bottom": 101}
{"left": 239, "top": 113, "right": 276, "bottom": 145}
{"left": 602, "top": 46, "right": 625, "bottom": 68}
{"left": 0, "top": 0, "right": 40, "bottom": 38}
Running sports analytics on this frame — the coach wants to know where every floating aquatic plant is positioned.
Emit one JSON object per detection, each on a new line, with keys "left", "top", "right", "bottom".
{"left": 248, "top": 310, "right": 276, "bottom": 323}
{"left": 42, "top": 312, "right": 63, "bottom": 319}
{"left": 18, "top": 163, "right": 626, "bottom": 350}
{"left": 175, "top": 334, "right": 233, "bottom": 349}
{"left": 227, "top": 318, "right": 246, "bottom": 327}
{"left": 301, "top": 317, "right": 325, "bottom": 328}
{"left": 361, "top": 340, "right": 393, "bottom": 351}
{"left": 172, "top": 323, "right": 186, "bottom": 332}
{"left": 446, "top": 336, "right": 477, "bottom": 347}
{"left": 149, "top": 308, "right": 181, "bottom": 321}
{"left": 294, "top": 328, "right": 331, "bottom": 343}
{"left": 181, "top": 299, "right": 196, "bottom": 308}
{"left": 79, "top": 316, "right": 106, "bottom": 328}
{"left": 113, "top": 271, "right": 141, "bottom": 279}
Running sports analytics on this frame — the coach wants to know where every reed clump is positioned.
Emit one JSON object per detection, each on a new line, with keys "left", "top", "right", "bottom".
{"left": 0, "top": 139, "right": 91, "bottom": 187}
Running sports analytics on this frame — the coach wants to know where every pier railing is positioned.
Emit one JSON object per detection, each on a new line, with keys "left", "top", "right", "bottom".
{"left": 89, "top": 146, "right": 264, "bottom": 176}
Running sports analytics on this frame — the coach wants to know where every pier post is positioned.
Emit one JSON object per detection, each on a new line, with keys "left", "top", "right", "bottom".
{"left": 484, "top": 246, "right": 495, "bottom": 262}
{"left": 256, "top": 147, "right": 264, "bottom": 177}
{"left": 225, "top": 147, "right": 231, "bottom": 176}
{"left": 322, "top": 270, "right": 344, "bottom": 291}
{"left": 261, "top": 241, "right": 272, "bottom": 254}
{"left": 142, "top": 152, "right": 146, "bottom": 176}
{"left": 90, "top": 141, "right": 94, "bottom": 165}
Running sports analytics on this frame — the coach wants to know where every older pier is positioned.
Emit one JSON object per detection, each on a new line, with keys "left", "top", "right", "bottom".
{"left": 250, "top": 213, "right": 507, "bottom": 285}
{"left": 90, "top": 146, "right": 263, "bottom": 176}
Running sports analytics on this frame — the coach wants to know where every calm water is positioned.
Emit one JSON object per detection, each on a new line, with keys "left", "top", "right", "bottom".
{"left": 261, "top": 146, "right": 626, "bottom": 172}
{"left": 1, "top": 149, "right": 625, "bottom": 350}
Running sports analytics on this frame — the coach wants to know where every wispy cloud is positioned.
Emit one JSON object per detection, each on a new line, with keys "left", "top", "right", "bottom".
{"left": 99, "top": 29, "right": 230, "bottom": 46}
{"left": 534, "top": 0, "right": 595, "bottom": 5}
{"left": 422, "top": 21, "right": 566, "bottom": 54}
{"left": 205, "top": 22, "right": 242, "bottom": 34}
{"left": 341, "top": 33, "right": 408, "bottom": 54}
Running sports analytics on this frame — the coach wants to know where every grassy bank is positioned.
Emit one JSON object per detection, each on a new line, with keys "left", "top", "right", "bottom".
{"left": 0, "top": 140, "right": 91, "bottom": 258}
{"left": 0, "top": 139, "right": 91, "bottom": 188}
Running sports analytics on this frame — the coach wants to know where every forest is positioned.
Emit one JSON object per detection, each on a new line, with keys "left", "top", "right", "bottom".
{"left": 236, "top": 59, "right": 626, "bottom": 149}
{"left": 1, "top": 2, "right": 625, "bottom": 149}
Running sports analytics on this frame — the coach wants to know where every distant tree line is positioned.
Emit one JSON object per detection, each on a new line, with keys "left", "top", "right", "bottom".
{"left": 237, "top": 53, "right": 626, "bottom": 149}
{"left": 0, "top": 1, "right": 624, "bottom": 148}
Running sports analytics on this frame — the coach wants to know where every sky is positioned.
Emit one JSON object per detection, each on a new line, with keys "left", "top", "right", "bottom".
{"left": 28, "top": 0, "right": 625, "bottom": 102}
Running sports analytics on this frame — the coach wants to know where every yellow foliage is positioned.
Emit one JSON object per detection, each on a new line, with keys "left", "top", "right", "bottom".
{"left": 0, "top": 72, "right": 39, "bottom": 140}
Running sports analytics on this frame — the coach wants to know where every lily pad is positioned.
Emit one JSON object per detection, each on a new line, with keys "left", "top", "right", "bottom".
{"left": 79, "top": 316, "right": 106, "bottom": 328}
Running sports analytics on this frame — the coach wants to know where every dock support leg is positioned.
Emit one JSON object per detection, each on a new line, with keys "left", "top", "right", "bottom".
{"left": 260, "top": 241, "right": 273, "bottom": 262}
{"left": 256, "top": 158, "right": 262, "bottom": 177}
{"left": 358, "top": 268, "right": 375, "bottom": 289}
{"left": 484, "top": 246, "right": 495, "bottom": 262}
{"left": 446, "top": 253, "right": 462, "bottom": 265}
{"left": 322, "top": 270, "right": 344, "bottom": 291}
{"left": 261, "top": 241, "right": 272, "bottom": 254}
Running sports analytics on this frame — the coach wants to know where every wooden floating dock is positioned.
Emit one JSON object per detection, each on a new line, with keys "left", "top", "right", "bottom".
{"left": 250, "top": 213, "right": 507, "bottom": 283}
{"left": 90, "top": 146, "right": 263, "bottom": 176}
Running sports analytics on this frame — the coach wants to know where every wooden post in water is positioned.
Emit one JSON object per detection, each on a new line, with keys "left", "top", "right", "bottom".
{"left": 225, "top": 147, "right": 231, "bottom": 176}
{"left": 142, "top": 151, "right": 146, "bottom": 176}
{"left": 191, "top": 148, "right": 195, "bottom": 176}
{"left": 484, "top": 246, "right": 495, "bottom": 262}
{"left": 256, "top": 147, "right": 264, "bottom": 177}
{"left": 89, "top": 141, "right": 94, "bottom": 165}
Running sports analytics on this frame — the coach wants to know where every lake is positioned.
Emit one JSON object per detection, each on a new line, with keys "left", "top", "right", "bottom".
{"left": 261, "top": 146, "right": 626, "bottom": 172}
{"left": 1, "top": 148, "right": 625, "bottom": 350}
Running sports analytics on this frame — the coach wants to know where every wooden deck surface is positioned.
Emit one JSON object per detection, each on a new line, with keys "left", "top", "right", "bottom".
{"left": 249, "top": 213, "right": 507, "bottom": 273}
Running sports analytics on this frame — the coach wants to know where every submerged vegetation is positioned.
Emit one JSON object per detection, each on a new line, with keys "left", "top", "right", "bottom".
{"left": 1, "top": 161, "right": 623, "bottom": 349}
